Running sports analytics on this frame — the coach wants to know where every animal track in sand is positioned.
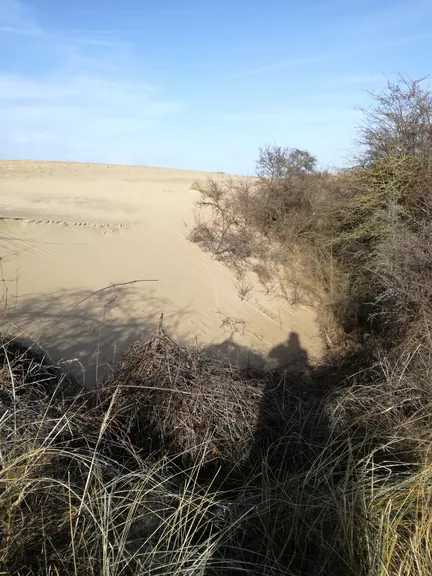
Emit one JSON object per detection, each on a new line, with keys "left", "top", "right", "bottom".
{"left": 0, "top": 216, "right": 143, "bottom": 232}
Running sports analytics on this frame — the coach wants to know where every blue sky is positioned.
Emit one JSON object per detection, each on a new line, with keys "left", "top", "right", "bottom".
{"left": 1, "top": 0, "right": 431, "bottom": 173}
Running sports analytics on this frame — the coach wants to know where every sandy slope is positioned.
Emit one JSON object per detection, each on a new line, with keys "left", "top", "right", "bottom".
{"left": 0, "top": 161, "right": 322, "bottom": 386}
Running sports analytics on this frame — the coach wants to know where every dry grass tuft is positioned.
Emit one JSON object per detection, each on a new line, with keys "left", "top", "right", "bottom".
{"left": 0, "top": 336, "right": 232, "bottom": 575}
{"left": 100, "top": 328, "right": 266, "bottom": 474}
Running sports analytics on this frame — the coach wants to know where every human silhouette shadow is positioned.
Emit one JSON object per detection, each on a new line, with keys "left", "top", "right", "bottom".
{"left": 204, "top": 336, "right": 266, "bottom": 372}
{"left": 268, "top": 330, "right": 309, "bottom": 370}
{"left": 205, "top": 332, "right": 359, "bottom": 576}
{"left": 247, "top": 332, "right": 314, "bottom": 473}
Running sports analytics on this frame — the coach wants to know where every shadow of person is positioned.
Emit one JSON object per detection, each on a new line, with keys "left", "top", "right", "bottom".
{"left": 268, "top": 331, "right": 308, "bottom": 371}
{"left": 204, "top": 336, "right": 266, "bottom": 373}
{"left": 251, "top": 332, "right": 312, "bottom": 468}
{"left": 205, "top": 333, "right": 359, "bottom": 576}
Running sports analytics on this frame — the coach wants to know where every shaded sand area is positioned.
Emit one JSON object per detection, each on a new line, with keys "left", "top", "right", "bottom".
{"left": 0, "top": 161, "right": 322, "bottom": 385}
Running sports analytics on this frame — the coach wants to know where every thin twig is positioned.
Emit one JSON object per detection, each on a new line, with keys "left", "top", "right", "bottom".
{"left": 42, "top": 278, "right": 158, "bottom": 336}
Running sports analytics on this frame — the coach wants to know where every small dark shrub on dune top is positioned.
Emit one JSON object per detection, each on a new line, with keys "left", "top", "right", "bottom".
{"left": 100, "top": 328, "right": 266, "bottom": 475}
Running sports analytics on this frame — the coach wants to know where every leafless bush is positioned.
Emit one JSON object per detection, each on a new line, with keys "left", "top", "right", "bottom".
{"left": 217, "top": 312, "right": 247, "bottom": 336}
{"left": 331, "top": 79, "right": 432, "bottom": 346}
{"left": 233, "top": 271, "right": 254, "bottom": 301}
{"left": 188, "top": 161, "right": 334, "bottom": 308}
{"left": 188, "top": 178, "right": 258, "bottom": 272}
{"left": 357, "top": 75, "right": 432, "bottom": 166}
{"left": 368, "top": 220, "right": 432, "bottom": 340}
{"left": 256, "top": 144, "right": 317, "bottom": 180}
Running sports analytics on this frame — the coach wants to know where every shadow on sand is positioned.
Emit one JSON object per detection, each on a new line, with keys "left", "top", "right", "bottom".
{"left": 0, "top": 286, "right": 192, "bottom": 387}
{"left": 1, "top": 285, "right": 313, "bottom": 387}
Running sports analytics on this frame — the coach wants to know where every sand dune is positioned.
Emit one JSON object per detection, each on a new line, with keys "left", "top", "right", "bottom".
{"left": 0, "top": 160, "right": 322, "bottom": 386}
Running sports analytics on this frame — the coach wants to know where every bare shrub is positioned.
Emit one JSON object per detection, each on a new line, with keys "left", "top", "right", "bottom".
{"left": 328, "top": 79, "right": 432, "bottom": 344}
{"left": 256, "top": 144, "right": 317, "bottom": 180}
{"left": 188, "top": 177, "right": 257, "bottom": 271}
{"left": 234, "top": 271, "right": 254, "bottom": 301}
{"left": 188, "top": 160, "right": 334, "bottom": 307}
{"left": 368, "top": 220, "right": 432, "bottom": 341}
{"left": 357, "top": 75, "right": 432, "bottom": 166}
{"left": 217, "top": 312, "right": 247, "bottom": 336}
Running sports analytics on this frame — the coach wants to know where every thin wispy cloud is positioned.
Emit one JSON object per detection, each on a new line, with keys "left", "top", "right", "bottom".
{"left": 221, "top": 107, "right": 359, "bottom": 125}
{"left": 0, "top": 73, "right": 182, "bottom": 158}
{"left": 228, "top": 30, "right": 432, "bottom": 81}
{"left": 0, "top": 25, "right": 40, "bottom": 36}
{"left": 0, "top": 0, "right": 124, "bottom": 47}
{"left": 228, "top": 54, "right": 333, "bottom": 79}
{"left": 0, "top": 23, "right": 123, "bottom": 48}
{"left": 0, "top": 0, "right": 182, "bottom": 164}
{"left": 334, "top": 74, "right": 391, "bottom": 85}
{"left": 379, "top": 32, "right": 432, "bottom": 49}
{"left": 11, "top": 130, "right": 58, "bottom": 147}
{"left": 0, "top": 0, "right": 39, "bottom": 33}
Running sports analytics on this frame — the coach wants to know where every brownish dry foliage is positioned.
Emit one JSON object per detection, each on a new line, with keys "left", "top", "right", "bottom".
{"left": 100, "top": 328, "right": 266, "bottom": 472}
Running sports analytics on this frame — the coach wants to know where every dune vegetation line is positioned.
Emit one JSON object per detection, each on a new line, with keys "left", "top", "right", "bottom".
{"left": 1, "top": 76, "right": 432, "bottom": 575}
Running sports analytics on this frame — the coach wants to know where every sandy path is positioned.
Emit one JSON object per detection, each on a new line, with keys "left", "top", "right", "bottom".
{"left": 0, "top": 161, "right": 322, "bottom": 386}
